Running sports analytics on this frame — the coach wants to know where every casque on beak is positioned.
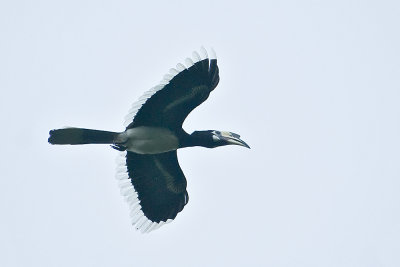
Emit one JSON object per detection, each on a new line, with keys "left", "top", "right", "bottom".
{"left": 213, "top": 131, "right": 250, "bottom": 149}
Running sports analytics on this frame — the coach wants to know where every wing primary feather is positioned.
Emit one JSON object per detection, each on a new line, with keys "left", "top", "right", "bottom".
{"left": 140, "top": 221, "right": 152, "bottom": 233}
{"left": 176, "top": 63, "right": 186, "bottom": 72}
{"left": 127, "top": 197, "right": 140, "bottom": 207}
{"left": 120, "top": 186, "right": 134, "bottom": 197}
{"left": 136, "top": 217, "right": 148, "bottom": 230}
{"left": 146, "top": 222, "right": 158, "bottom": 233}
{"left": 143, "top": 222, "right": 155, "bottom": 233}
{"left": 163, "top": 74, "right": 174, "bottom": 81}
{"left": 129, "top": 203, "right": 141, "bottom": 214}
{"left": 211, "top": 70, "right": 220, "bottom": 87}
{"left": 199, "top": 46, "right": 208, "bottom": 60}
{"left": 118, "top": 179, "right": 131, "bottom": 188}
{"left": 131, "top": 211, "right": 144, "bottom": 225}
{"left": 161, "top": 78, "right": 170, "bottom": 84}
{"left": 142, "top": 221, "right": 154, "bottom": 233}
{"left": 209, "top": 47, "right": 217, "bottom": 59}
{"left": 192, "top": 51, "right": 201, "bottom": 63}
{"left": 209, "top": 59, "right": 218, "bottom": 81}
{"left": 169, "top": 68, "right": 179, "bottom": 75}
{"left": 201, "top": 58, "right": 210, "bottom": 73}
{"left": 116, "top": 172, "right": 129, "bottom": 180}
{"left": 116, "top": 166, "right": 128, "bottom": 173}
{"left": 185, "top": 58, "right": 194, "bottom": 68}
{"left": 155, "top": 221, "right": 165, "bottom": 230}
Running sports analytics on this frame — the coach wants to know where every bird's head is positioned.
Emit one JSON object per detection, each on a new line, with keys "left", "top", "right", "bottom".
{"left": 188, "top": 130, "right": 250, "bottom": 149}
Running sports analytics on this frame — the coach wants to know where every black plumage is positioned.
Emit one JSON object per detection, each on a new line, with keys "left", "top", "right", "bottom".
{"left": 127, "top": 57, "right": 219, "bottom": 130}
{"left": 126, "top": 151, "right": 188, "bottom": 223}
{"left": 48, "top": 48, "right": 249, "bottom": 232}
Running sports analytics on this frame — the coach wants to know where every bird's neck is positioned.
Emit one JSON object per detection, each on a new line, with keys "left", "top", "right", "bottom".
{"left": 179, "top": 130, "right": 213, "bottom": 148}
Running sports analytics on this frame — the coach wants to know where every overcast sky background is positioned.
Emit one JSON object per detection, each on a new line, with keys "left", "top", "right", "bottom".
{"left": 1, "top": 0, "right": 399, "bottom": 266}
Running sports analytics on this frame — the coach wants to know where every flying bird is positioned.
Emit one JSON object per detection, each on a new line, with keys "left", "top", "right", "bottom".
{"left": 48, "top": 47, "right": 249, "bottom": 233}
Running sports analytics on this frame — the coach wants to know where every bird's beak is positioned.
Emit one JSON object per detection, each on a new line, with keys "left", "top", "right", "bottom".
{"left": 216, "top": 131, "right": 250, "bottom": 149}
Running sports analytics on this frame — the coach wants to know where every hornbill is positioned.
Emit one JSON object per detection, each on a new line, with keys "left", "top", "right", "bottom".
{"left": 48, "top": 47, "right": 249, "bottom": 233}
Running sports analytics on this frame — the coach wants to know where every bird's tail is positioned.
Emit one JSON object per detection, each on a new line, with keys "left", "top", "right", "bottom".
{"left": 48, "top": 127, "right": 119, "bottom": 145}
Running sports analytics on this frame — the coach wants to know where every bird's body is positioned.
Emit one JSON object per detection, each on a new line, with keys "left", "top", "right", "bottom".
{"left": 49, "top": 48, "right": 249, "bottom": 232}
{"left": 116, "top": 127, "right": 180, "bottom": 154}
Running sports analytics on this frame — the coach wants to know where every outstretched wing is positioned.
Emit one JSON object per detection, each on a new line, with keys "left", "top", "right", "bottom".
{"left": 124, "top": 47, "right": 220, "bottom": 131}
{"left": 116, "top": 150, "right": 189, "bottom": 233}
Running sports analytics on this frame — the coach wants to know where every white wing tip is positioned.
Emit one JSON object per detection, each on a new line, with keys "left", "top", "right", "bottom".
{"left": 209, "top": 47, "right": 217, "bottom": 59}
{"left": 176, "top": 63, "right": 186, "bottom": 72}
{"left": 169, "top": 68, "right": 179, "bottom": 75}
{"left": 116, "top": 151, "right": 176, "bottom": 234}
{"left": 199, "top": 46, "right": 208, "bottom": 60}
{"left": 192, "top": 51, "right": 201, "bottom": 63}
{"left": 163, "top": 74, "right": 173, "bottom": 81}
{"left": 185, "top": 58, "right": 194, "bottom": 68}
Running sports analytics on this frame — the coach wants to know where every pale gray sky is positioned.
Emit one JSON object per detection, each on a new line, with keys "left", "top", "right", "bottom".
{"left": 1, "top": 0, "right": 400, "bottom": 266}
